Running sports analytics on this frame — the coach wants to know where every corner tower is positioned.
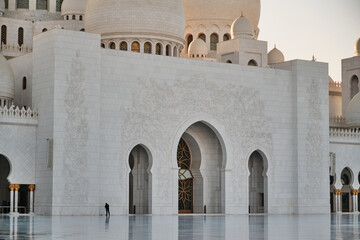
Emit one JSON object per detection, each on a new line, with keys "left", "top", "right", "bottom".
{"left": 182, "top": 0, "right": 261, "bottom": 57}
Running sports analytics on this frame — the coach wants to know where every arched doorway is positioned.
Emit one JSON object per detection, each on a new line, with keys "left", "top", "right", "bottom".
{"left": 248, "top": 151, "right": 268, "bottom": 214}
{"left": 341, "top": 167, "right": 353, "bottom": 212}
{"left": 330, "top": 175, "right": 336, "bottom": 213}
{"left": 177, "top": 121, "right": 225, "bottom": 214}
{"left": 128, "top": 145, "right": 152, "bottom": 214}
{"left": 0, "top": 154, "right": 11, "bottom": 214}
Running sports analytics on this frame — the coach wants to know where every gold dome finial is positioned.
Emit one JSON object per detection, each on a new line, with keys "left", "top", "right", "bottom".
{"left": 312, "top": 55, "right": 316, "bottom": 61}
{"left": 241, "top": 10, "right": 244, "bottom": 17}
{"left": 274, "top": 44, "right": 277, "bottom": 49}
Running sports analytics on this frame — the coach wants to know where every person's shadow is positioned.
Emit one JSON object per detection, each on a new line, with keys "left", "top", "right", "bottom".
{"left": 105, "top": 215, "right": 110, "bottom": 231}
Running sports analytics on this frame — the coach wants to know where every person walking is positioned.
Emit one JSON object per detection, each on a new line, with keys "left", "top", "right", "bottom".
{"left": 105, "top": 203, "right": 110, "bottom": 216}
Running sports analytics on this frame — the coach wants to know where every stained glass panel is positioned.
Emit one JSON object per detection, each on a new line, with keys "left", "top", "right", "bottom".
{"left": 177, "top": 138, "right": 193, "bottom": 213}
{"left": 17, "top": 0, "right": 29, "bottom": 9}
{"left": 36, "top": 0, "right": 47, "bottom": 10}
{"left": 56, "top": 0, "right": 63, "bottom": 12}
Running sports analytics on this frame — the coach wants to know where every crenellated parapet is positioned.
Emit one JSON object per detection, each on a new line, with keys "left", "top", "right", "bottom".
{"left": 1, "top": 43, "right": 33, "bottom": 57}
{"left": 0, "top": 105, "right": 38, "bottom": 120}
{"left": 329, "top": 115, "right": 346, "bottom": 127}
{"left": 329, "top": 127, "right": 360, "bottom": 139}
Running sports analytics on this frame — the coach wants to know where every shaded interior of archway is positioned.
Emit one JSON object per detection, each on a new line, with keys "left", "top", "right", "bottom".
{"left": 129, "top": 145, "right": 151, "bottom": 214}
{"left": 248, "top": 151, "right": 267, "bottom": 214}
{"left": 341, "top": 167, "right": 353, "bottom": 212}
{"left": 0, "top": 155, "right": 10, "bottom": 213}
{"left": 177, "top": 121, "right": 225, "bottom": 214}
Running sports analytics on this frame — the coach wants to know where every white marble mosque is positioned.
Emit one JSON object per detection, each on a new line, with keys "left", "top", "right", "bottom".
{"left": 0, "top": 0, "right": 359, "bottom": 216}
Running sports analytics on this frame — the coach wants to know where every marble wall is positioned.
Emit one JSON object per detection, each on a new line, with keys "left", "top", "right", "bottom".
{"left": 29, "top": 29, "right": 330, "bottom": 215}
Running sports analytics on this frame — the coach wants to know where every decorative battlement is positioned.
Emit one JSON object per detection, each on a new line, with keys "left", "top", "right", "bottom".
{"left": 329, "top": 115, "right": 346, "bottom": 125}
{"left": 329, "top": 81, "right": 342, "bottom": 88}
{"left": 0, "top": 106, "right": 38, "bottom": 119}
{"left": 330, "top": 128, "right": 360, "bottom": 139}
{"left": 1, "top": 43, "right": 32, "bottom": 56}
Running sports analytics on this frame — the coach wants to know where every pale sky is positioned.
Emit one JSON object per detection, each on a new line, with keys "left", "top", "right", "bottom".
{"left": 259, "top": 0, "right": 360, "bottom": 82}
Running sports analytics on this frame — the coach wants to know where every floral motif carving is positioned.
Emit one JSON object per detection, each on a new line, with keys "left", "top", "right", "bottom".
{"left": 63, "top": 52, "right": 89, "bottom": 202}
{"left": 120, "top": 73, "right": 273, "bottom": 203}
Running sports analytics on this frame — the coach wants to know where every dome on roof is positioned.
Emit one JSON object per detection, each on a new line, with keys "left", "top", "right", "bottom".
{"left": 346, "top": 92, "right": 360, "bottom": 125}
{"left": 183, "top": 0, "right": 260, "bottom": 29}
{"left": 188, "top": 38, "right": 208, "bottom": 58}
{"left": 85, "top": 0, "right": 185, "bottom": 44}
{"left": 268, "top": 46, "right": 285, "bottom": 65}
{"left": 231, "top": 15, "right": 254, "bottom": 39}
{"left": 0, "top": 54, "right": 15, "bottom": 100}
{"left": 61, "top": 0, "right": 87, "bottom": 16}
{"left": 355, "top": 38, "right": 360, "bottom": 56}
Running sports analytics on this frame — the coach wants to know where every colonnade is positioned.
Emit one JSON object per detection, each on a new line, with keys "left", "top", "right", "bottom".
{"left": 8, "top": 184, "right": 35, "bottom": 214}
{"left": 333, "top": 189, "right": 359, "bottom": 213}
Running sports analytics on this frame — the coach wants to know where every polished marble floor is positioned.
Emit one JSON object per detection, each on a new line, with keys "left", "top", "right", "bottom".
{"left": 0, "top": 214, "right": 359, "bottom": 240}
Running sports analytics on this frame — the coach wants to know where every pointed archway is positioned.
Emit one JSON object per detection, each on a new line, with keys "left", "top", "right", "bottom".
{"left": 128, "top": 145, "right": 152, "bottom": 214}
{"left": 248, "top": 150, "right": 268, "bottom": 214}
{"left": 341, "top": 167, "right": 353, "bottom": 212}
{"left": 0, "top": 154, "right": 11, "bottom": 214}
{"left": 177, "top": 121, "right": 225, "bottom": 214}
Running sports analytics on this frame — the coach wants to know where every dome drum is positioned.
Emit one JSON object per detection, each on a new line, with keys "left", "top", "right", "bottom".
{"left": 356, "top": 38, "right": 360, "bottom": 56}
{"left": 85, "top": 0, "right": 186, "bottom": 50}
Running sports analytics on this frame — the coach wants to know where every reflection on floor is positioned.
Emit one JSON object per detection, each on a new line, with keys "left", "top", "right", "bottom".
{"left": 0, "top": 214, "right": 360, "bottom": 240}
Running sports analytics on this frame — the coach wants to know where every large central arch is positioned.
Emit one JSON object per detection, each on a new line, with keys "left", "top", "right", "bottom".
{"left": 176, "top": 121, "right": 226, "bottom": 214}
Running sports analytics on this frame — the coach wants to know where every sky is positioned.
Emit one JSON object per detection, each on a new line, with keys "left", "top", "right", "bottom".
{"left": 259, "top": 0, "right": 360, "bottom": 82}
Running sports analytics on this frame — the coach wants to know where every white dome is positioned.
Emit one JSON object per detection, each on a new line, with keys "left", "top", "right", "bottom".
{"left": 85, "top": 0, "right": 185, "bottom": 44}
{"left": 355, "top": 38, "right": 360, "bottom": 56}
{"left": 231, "top": 15, "right": 254, "bottom": 39}
{"left": 0, "top": 54, "right": 15, "bottom": 100}
{"left": 346, "top": 92, "right": 360, "bottom": 125}
{"left": 188, "top": 38, "right": 208, "bottom": 58}
{"left": 183, "top": 0, "right": 261, "bottom": 29}
{"left": 61, "top": 0, "right": 87, "bottom": 16}
{"left": 268, "top": 46, "right": 285, "bottom": 65}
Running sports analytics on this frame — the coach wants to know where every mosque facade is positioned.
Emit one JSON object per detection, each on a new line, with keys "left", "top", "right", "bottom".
{"left": 0, "top": 0, "right": 359, "bottom": 216}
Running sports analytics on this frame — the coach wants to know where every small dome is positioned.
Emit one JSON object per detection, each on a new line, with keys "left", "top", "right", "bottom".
{"left": 355, "top": 38, "right": 360, "bottom": 56}
{"left": 188, "top": 38, "right": 208, "bottom": 58}
{"left": 61, "top": 0, "right": 87, "bottom": 16}
{"left": 0, "top": 54, "right": 15, "bottom": 100}
{"left": 231, "top": 15, "right": 254, "bottom": 39}
{"left": 346, "top": 92, "right": 360, "bottom": 125}
{"left": 268, "top": 46, "right": 285, "bottom": 65}
{"left": 183, "top": 0, "right": 261, "bottom": 29}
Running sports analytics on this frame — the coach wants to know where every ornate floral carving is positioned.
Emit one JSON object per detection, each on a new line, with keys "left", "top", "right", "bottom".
{"left": 306, "top": 80, "right": 322, "bottom": 167}
{"left": 120, "top": 73, "right": 272, "bottom": 203}
{"left": 63, "top": 52, "right": 89, "bottom": 202}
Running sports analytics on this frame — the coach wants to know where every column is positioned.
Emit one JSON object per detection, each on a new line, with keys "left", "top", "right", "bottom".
{"left": 28, "top": 185, "right": 35, "bottom": 214}
{"left": 334, "top": 189, "right": 341, "bottom": 213}
{"left": 14, "top": 184, "right": 20, "bottom": 214}
{"left": 352, "top": 190, "right": 359, "bottom": 212}
{"left": 9, "top": 184, "right": 14, "bottom": 214}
